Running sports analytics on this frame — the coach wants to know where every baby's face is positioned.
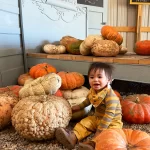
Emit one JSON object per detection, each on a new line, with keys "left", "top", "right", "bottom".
{"left": 88, "top": 69, "right": 110, "bottom": 92}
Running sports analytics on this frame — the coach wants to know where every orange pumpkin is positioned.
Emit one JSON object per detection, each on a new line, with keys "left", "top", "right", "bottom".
{"left": 135, "top": 40, "right": 150, "bottom": 55}
{"left": 101, "top": 25, "right": 123, "bottom": 45}
{"left": 54, "top": 89, "right": 63, "bottom": 97}
{"left": 0, "top": 85, "right": 22, "bottom": 97}
{"left": 95, "top": 128, "right": 150, "bottom": 150}
{"left": 121, "top": 94, "right": 150, "bottom": 124}
{"left": 57, "top": 71, "right": 85, "bottom": 90}
{"left": 18, "top": 73, "right": 34, "bottom": 85}
{"left": 114, "top": 90, "right": 122, "bottom": 100}
{"left": 29, "top": 63, "right": 57, "bottom": 79}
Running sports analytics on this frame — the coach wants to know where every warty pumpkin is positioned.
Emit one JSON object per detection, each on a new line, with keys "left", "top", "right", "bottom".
{"left": 57, "top": 71, "right": 85, "bottom": 90}
{"left": 95, "top": 128, "right": 150, "bottom": 150}
{"left": 135, "top": 40, "right": 150, "bottom": 55}
{"left": 11, "top": 95, "right": 72, "bottom": 140}
{"left": 80, "top": 35, "right": 104, "bottom": 56}
{"left": 101, "top": 25, "right": 123, "bottom": 45}
{"left": 29, "top": 63, "right": 57, "bottom": 79}
{"left": 91, "top": 40, "right": 120, "bottom": 57}
{"left": 121, "top": 94, "right": 150, "bottom": 124}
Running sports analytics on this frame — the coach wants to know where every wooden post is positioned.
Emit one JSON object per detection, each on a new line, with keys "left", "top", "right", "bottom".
{"left": 136, "top": 5, "right": 142, "bottom": 42}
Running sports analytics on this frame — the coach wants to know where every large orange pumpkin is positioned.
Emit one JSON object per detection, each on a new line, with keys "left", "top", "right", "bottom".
{"left": 101, "top": 25, "right": 123, "bottom": 45}
{"left": 57, "top": 71, "right": 85, "bottom": 90}
{"left": 135, "top": 40, "right": 150, "bottom": 55}
{"left": 121, "top": 94, "right": 150, "bottom": 124}
{"left": 29, "top": 63, "right": 57, "bottom": 79}
{"left": 95, "top": 128, "right": 150, "bottom": 150}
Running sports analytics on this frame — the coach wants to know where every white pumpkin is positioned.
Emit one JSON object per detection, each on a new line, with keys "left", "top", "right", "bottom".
{"left": 61, "top": 86, "right": 92, "bottom": 120}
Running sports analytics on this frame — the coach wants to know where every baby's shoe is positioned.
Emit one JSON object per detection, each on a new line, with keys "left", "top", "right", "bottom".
{"left": 55, "top": 128, "right": 77, "bottom": 150}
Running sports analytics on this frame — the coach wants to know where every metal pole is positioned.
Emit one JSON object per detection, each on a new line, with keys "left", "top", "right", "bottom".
{"left": 18, "top": 0, "right": 28, "bottom": 72}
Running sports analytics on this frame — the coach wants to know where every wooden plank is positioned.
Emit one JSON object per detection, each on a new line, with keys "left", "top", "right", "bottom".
{"left": 114, "top": 27, "right": 135, "bottom": 32}
{"left": 59, "top": 54, "right": 75, "bottom": 60}
{"left": 47, "top": 54, "right": 60, "bottom": 59}
{"left": 139, "top": 58, "right": 150, "bottom": 65}
{"left": 93, "top": 57, "right": 114, "bottom": 63}
{"left": 71, "top": 55, "right": 93, "bottom": 62}
{"left": 136, "top": 5, "right": 142, "bottom": 41}
{"left": 113, "top": 53, "right": 150, "bottom": 64}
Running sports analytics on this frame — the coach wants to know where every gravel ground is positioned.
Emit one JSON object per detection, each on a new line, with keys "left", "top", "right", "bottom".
{"left": 0, "top": 121, "right": 150, "bottom": 150}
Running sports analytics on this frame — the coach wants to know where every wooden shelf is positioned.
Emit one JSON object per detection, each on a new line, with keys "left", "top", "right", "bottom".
{"left": 26, "top": 52, "right": 150, "bottom": 83}
{"left": 27, "top": 52, "right": 150, "bottom": 65}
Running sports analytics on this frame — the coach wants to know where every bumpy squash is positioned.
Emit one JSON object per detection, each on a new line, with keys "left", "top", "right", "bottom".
{"left": 121, "top": 94, "right": 150, "bottom": 124}
{"left": 80, "top": 35, "right": 104, "bottom": 56}
{"left": 19, "top": 73, "right": 61, "bottom": 99}
{"left": 101, "top": 25, "right": 123, "bottom": 45}
{"left": 135, "top": 40, "right": 150, "bottom": 55}
{"left": 95, "top": 128, "right": 150, "bottom": 150}
{"left": 43, "top": 44, "right": 66, "bottom": 54}
{"left": 66, "top": 40, "right": 83, "bottom": 55}
{"left": 60, "top": 36, "right": 79, "bottom": 47}
{"left": 11, "top": 95, "right": 72, "bottom": 140}
{"left": 91, "top": 40, "right": 119, "bottom": 56}
{"left": 29, "top": 63, "right": 57, "bottom": 79}
{"left": 57, "top": 71, "right": 85, "bottom": 90}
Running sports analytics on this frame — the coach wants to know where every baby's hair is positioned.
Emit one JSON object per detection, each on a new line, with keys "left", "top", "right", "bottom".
{"left": 88, "top": 62, "right": 114, "bottom": 80}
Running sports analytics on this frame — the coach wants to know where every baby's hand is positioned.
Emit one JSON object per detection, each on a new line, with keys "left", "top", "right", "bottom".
{"left": 72, "top": 105, "right": 80, "bottom": 113}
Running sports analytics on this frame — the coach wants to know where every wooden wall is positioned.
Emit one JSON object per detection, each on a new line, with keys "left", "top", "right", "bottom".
{"left": 0, "top": 0, "right": 24, "bottom": 86}
{"left": 107, "top": 0, "right": 150, "bottom": 52}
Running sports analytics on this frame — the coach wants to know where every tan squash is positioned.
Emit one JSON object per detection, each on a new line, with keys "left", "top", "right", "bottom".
{"left": 91, "top": 40, "right": 120, "bottom": 56}
{"left": 80, "top": 35, "right": 104, "bottom": 56}
{"left": 19, "top": 73, "right": 61, "bottom": 99}
{"left": 43, "top": 44, "right": 66, "bottom": 54}
{"left": 62, "top": 86, "right": 92, "bottom": 120}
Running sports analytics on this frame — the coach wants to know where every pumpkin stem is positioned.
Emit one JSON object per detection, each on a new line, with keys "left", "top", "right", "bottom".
{"left": 134, "top": 97, "right": 140, "bottom": 103}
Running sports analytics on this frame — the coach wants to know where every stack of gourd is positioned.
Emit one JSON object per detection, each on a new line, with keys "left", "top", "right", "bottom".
{"left": 57, "top": 71, "right": 92, "bottom": 120}
{"left": 43, "top": 25, "right": 128, "bottom": 56}
{"left": 80, "top": 25, "right": 127, "bottom": 57}
{"left": 6, "top": 63, "right": 72, "bottom": 141}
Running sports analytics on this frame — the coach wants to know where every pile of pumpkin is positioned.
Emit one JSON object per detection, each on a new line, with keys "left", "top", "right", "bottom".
{"left": 1, "top": 62, "right": 150, "bottom": 149}
{"left": 43, "top": 25, "right": 128, "bottom": 57}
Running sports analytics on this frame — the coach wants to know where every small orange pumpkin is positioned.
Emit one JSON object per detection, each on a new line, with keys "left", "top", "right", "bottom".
{"left": 29, "top": 63, "right": 57, "bottom": 79}
{"left": 135, "top": 40, "right": 150, "bottom": 55}
{"left": 18, "top": 73, "right": 34, "bottom": 85}
{"left": 57, "top": 71, "right": 85, "bottom": 90}
{"left": 0, "top": 85, "right": 22, "bottom": 97}
{"left": 54, "top": 89, "right": 63, "bottom": 97}
{"left": 101, "top": 25, "right": 123, "bottom": 45}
